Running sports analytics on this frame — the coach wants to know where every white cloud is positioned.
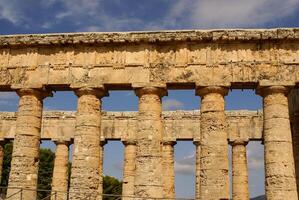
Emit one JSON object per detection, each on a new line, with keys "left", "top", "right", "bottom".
{"left": 55, "top": 0, "right": 102, "bottom": 20}
{"left": 0, "top": 1, "right": 24, "bottom": 25}
{"left": 169, "top": 0, "right": 299, "bottom": 28}
{"left": 163, "top": 99, "right": 184, "bottom": 110}
{"left": 247, "top": 142, "right": 264, "bottom": 170}
{"left": 1, "top": 0, "right": 299, "bottom": 31}
{"left": 175, "top": 151, "right": 195, "bottom": 175}
{"left": 41, "top": 22, "right": 53, "bottom": 29}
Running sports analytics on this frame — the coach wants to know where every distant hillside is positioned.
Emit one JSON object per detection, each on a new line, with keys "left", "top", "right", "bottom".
{"left": 251, "top": 195, "right": 265, "bottom": 200}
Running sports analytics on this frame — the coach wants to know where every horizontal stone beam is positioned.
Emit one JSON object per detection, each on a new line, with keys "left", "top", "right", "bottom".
{"left": 0, "top": 29, "right": 299, "bottom": 46}
{"left": 0, "top": 29, "right": 298, "bottom": 90}
{"left": 0, "top": 110, "right": 263, "bottom": 142}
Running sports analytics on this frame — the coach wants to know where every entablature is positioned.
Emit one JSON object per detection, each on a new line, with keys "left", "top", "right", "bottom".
{"left": 0, "top": 110, "right": 263, "bottom": 142}
{"left": 0, "top": 29, "right": 298, "bottom": 90}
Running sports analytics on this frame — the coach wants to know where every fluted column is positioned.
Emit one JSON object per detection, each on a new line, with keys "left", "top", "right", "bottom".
{"left": 98, "top": 140, "right": 106, "bottom": 200}
{"left": 51, "top": 140, "right": 70, "bottom": 200}
{"left": 122, "top": 140, "right": 136, "bottom": 200}
{"left": 193, "top": 141, "right": 200, "bottom": 200}
{"left": 0, "top": 141, "right": 5, "bottom": 184}
{"left": 231, "top": 139, "right": 249, "bottom": 200}
{"left": 7, "top": 89, "right": 51, "bottom": 200}
{"left": 258, "top": 86, "right": 298, "bottom": 199}
{"left": 293, "top": 112, "right": 299, "bottom": 197}
{"left": 134, "top": 87, "right": 166, "bottom": 199}
{"left": 196, "top": 86, "right": 229, "bottom": 200}
{"left": 69, "top": 87, "right": 107, "bottom": 200}
{"left": 162, "top": 140, "right": 176, "bottom": 199}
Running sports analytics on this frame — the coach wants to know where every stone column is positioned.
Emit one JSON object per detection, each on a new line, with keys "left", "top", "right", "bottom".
{"left": 98, "top": 140, "right": 106, "bottom": 200}
{"left": 69, "top": 87, "right": 106, "bottom": 200}
{"left": 134, "top": 87, "right": 166, "bottom": 199}
{"left": 122, "top": 140, "right": 136, "bottom": 200}
{"left": 293, "top": 112, "right": 299, "bottom": 197}
{"left": 196, "top": 86, "right": 229, "bottom": 200}
{"left": 7, "top": 89, "right": 50, "bottom": 200}
{"left": 231, "top": 139, "right": 249, "bottom": 200}
{"left": 193, "top": 141, "right": 200, "bottom": 200}
{"left": 258, "top": 86, "right": 298, "bottom": 199}
{"left": 0, "top": 141, "right": 5, "bottom": 184}
{"left": 289, "top": 89, "right": 299, "bottom": 197}
{"left": 51, "top": 141, "right": 70, "bottom": 200}
{"left": 162, "top": 140, "right": 176, "bottom": 199}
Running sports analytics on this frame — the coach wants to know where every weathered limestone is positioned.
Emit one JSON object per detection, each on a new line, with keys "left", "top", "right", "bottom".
{"left": 98, "top": 140, "right": 106, "bottom": 200}
{"left": 0, "top": 110, "right": 264, "bottom": 141}
{"left": 1, "top": 28, "right": 299, "bottom": 199}
{"left": 69, "top": 88, "right": 106, "bottom": 200}
{"left": 51, "top": 140, "right": 70, "bottom": 200}
{"left": 231, "top": 139, "right": 249, "bottom": 200}
{"left": 122, "top": 140, "right": 136, "bottom": 200}
{"left": 0, "top": 141, "right": 5, "bottom": 184}
{"left": 1, "top": 29, "right": 299, "bottom": 90}
{"left": 7, "top": 89, "right": 50, "bottom": 200}
{"left": 289, "top": 89, "right": 299, "bottom": 196}
{"left": 293, "top": 112, "right": 299, "bottom": 197}
{"left": 259, "top": 86, "right": 298, "bottom": 199}
{"left": 162, "top": 140, "right": 176, "bottom": 199}
{"left": 134, "top": 87, "right": 166, "bottom": 198}
{"left": 196, "top": 86, "right": 229, "bottom": 200}
{"left": 193, "top": 141, "right": 201, "bottom": 200}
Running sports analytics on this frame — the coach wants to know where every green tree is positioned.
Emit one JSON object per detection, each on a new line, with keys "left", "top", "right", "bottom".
{"left": 37, "top": 148, "right": 55, "bottom": 199}
{"left": 103, "top": 175, "right": 122, "bottom": 199}
{"left": 1, "top": 143, "right": 122, "bottom": 199}
{"left": 1, "top": 142, "right": 12, "bottom": 187}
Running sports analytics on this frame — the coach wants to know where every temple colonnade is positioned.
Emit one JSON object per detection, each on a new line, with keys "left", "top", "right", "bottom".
{"left": 0, "top": 86, "right": 297, "bottom": 200}
{"left": 0, "top": 28, "right": 299, "bottom": 199}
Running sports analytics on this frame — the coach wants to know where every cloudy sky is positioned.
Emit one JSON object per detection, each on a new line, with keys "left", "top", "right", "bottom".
{"left": 1, "top": 0, "right": 299, "bottom": 198}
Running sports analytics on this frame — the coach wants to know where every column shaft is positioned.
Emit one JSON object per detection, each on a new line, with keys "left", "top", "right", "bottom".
{"left": 194, "top": 141, "right": 200, "bottom": 200}
{"left": 231, "top": 140, "right": 249, "bottom": 200}
{"left": 122, "top": 141, "right": 136, "bottom": 199}
{"left": 134, "top": 87, "right": 166, "bottom": 198}
{"left": 197, "top": 86, "right": 229, "bottom": 200}
{"left": 7, "top": 89, "right": 49, "bottom": 200}
{"left": 69, "top": 88, "right": 105, "bottom": 200}
{"left": 162, "top": 141, "right": 176, "bottom": 199}
{"left": 51, "top": 141, "right": 69, "bottom": 200}
{"left": 293, "top": 113, "right": 299, "bottom": 197}
{"left": 0, "top": 142, "right": 4, "bottom": 184}
{"left": 98, "top": 141, "right": 105, "bottom": 200}
{"left": 260, "top": 86, "right": 298, "bottom": 199}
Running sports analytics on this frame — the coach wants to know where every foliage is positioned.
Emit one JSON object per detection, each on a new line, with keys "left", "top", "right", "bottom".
{"left": 37, "top": 148, "right": 55, "bottom": 199}
{"left": 103, "top": 175, "right": 122, "bottom": 200}
{"left": 1, "top": 142, "right": 12, "bottom": 187}
{"left": 0, "top": 143, "right": 123, "bottom": 199}
{"left": 1, "top": 143, "right": 55, "bottom": 199}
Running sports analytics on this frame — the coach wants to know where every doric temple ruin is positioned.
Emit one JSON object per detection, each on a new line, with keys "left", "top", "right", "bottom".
{"left": 0, "top": 28, "right": 299, "bottom": 199}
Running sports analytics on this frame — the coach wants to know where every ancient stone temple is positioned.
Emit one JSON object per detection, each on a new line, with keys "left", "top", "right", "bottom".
{"left": 0, "top": 28, "right": 299, "bottom": 199}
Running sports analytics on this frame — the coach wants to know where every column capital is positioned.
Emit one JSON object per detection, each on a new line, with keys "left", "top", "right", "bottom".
{"left": 230, "top": 138, "right": 249, "bottom": 146}
{"left": 162, "top": 140, "right": 177, "bottom": 146}
{"left": 193, "top": 140, "right": 201, "bottom": 146}
{"left": 135, "top": 87, "right": 167, "bottom": 97}
{"left": 123, "top": 139, "right": 137, "bottom": 145}
{"left": 195, "top": 86, "right": 228, "bottom": 97}
{"left": 74, "top": 87, "right": 108, "bottom": 98}
{"left": 256, "top": 85, "right": 291, "bottom": 97}
{"left": 17, "top": 88, "right": 52, "bottom": 100}
{"left": 100, "top": 140, "right": 107, "bottom": 146}
{"left": 53, "top": 140, "right": 71, "bottom": 146}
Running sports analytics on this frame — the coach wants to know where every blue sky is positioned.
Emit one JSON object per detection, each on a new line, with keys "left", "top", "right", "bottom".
{"left": 1, "top": 0, "right": 299, "bottom": 198}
